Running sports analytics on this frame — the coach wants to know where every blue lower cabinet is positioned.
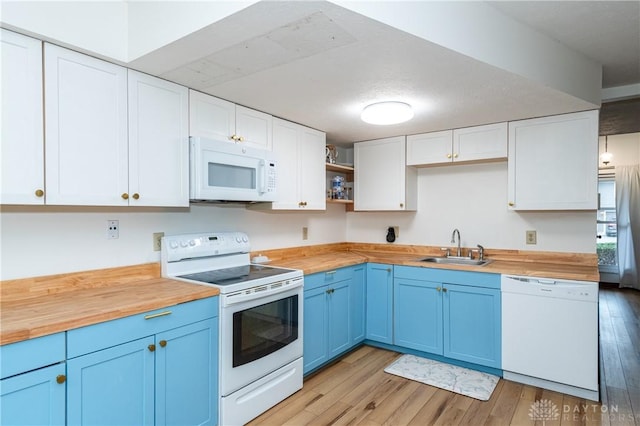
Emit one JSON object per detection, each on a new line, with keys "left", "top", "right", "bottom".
{"left": 350, "top": 265, "right": 366, "bottom": 345}
{"left": 0, "top": 363, "right": 66, "bottom": 426}
{"left": 394, "top": 278, "right": 442, "bottom": 353}
{"left": 392, "top": 266, "right": 501, "bottom": 369}
{"left": 304, "top": 266, "right": 365, "bottom": 375}
{"left": 66, "top": 296, "right": 220, "bottom": 426}
{"left": 365, "top": 264, "right": 393, "bottom": 344}
{"left": 0, "top": 332, "right": 66, "bottom": 426}
{"left": 156, "top": 318, "right": 218, "bottom": 426}
{"left": 67, "top": 337, "right": 156, "bottom": 426}
{"left": 444, "top": 284, "right": 501, "bottom": 368}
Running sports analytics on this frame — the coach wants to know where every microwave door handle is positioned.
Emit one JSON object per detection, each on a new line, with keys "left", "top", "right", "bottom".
{"left": 258, "top": 159, "right": 266, "bottom": 195}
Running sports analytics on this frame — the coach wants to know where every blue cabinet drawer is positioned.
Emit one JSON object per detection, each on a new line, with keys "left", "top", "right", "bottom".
{"left": 394, "top": 265, "right": 500, "bottom": 289}
{"left": 305, "top": 267, "right": 352, "bottom": 291}
{"left": 0, "top": 333, "right": 65, "bottom": 379}
{"left": 67, "top": 296, "right": 218, "bottom": 358}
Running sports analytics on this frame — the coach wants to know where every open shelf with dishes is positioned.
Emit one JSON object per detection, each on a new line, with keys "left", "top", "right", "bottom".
{"left": 326, "top": 163, "right": 354, "bottom": 211}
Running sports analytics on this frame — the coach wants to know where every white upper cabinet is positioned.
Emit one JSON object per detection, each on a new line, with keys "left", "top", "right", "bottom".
{"left": 354, "top": 136, "right": 417, "bottom": 211}
{"left": 407, "top": 122, "right": 507, "bottom": 166}
{"left": 507, "top": 110, "right": 598, "bottom": 210}
{"left": 189, "top": 90, "right": 272, "bottom": 150}
{"left": 407, "top": 130, "right": 452, "bottom": 166}
{"left": 44, "top": 43, "right": 129, "bottom": 206}
{"left": 1, "top": 30, "right": 44, "bottom": 205}
{"left": 128, "top": 71, "right": 189, "bottom": 207}
{"left": 251, "top": 118, "right": 326, "bottom": 211}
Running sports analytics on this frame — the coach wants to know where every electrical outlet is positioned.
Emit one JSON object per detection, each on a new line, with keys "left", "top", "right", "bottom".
{"left": 107, "top": 220, "right": 119, "bottom": 239}
{"left": 526, "top": 230, "right": 537, "bottom": 245}
{"left": 390, "top": 226, "right": 399, "bottom": 238}
{"left": 153, "top": 232, "right": 164, "bottom": 251}
{"left": 302, "top": 227, "right": 308, "bottom": 240}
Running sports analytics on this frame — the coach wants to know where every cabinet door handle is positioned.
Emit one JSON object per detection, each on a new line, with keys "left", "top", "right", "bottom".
{"left": 121, "top": 193, "right": 129, "bottom": 200}
{"left": 386, "top": 268, "right": 391, "bottom": 273}
{"left": 442, "top": 287, "right": 448, "bottom": 293}
{"left": 325, "top": 270, "right": 337, "bottom": 275}
{"left": 436, "top": 287, "right": 442, "bottom": 292}
{"left": 453, "top": 153, "right": 458, "bottom": 159}
{"left": 159, "top": 340, "right": 167, "bottom": 348}
{"left": 35, "top": 189, "right": 44, "bottom": 197}
{"left": 144, "top": 310, "right": 172, "bottom": 320}
{"left": 56, "top": 374, "right": 66, "bottom": 384}
{"left": 132, "top": 193, "right": 140, "bottom": 200}
{"left": 399, "top": 203, "right": 404, "bottom": 208}
{"left": 447, "top": 153, "right": 452, "bottom": 159}
{"left": 508, "top": 202, "right": 515, "bottom": 207}
{"left": 148, "top": 344, "right": 156, "bottom": 352}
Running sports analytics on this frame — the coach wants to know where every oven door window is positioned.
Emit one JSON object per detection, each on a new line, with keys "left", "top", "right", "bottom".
{"left": 233, "top": 295, "right": 298, "bottom": 368}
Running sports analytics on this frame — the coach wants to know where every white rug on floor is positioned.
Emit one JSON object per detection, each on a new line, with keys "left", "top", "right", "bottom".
{"left": 384, "top": 354, "right": 499, "bottom": 401}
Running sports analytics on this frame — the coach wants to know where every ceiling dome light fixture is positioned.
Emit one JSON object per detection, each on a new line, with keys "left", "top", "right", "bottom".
{"left": 361, "top": 101, "right": 414, "bottom": 125}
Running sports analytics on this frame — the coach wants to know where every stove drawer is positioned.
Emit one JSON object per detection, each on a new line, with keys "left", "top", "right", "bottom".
{"left": 67, "top": 296, "right": 218, "bottom": 358}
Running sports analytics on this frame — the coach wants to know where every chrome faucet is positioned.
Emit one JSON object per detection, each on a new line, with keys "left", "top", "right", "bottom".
{"left": 451, "top": 228, "right": 461, "bottom": 257}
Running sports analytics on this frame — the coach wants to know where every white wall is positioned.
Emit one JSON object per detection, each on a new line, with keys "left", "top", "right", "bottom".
{"left": 346, "top": 162, "right": 596, "bottom": 253}
{"left": 0, "top": 204, "right": 346, "bottom": 280}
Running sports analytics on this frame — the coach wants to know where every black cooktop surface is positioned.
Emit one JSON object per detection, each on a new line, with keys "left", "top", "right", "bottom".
{"left": 178, "top": 264, "right": 294, "bottom": 286}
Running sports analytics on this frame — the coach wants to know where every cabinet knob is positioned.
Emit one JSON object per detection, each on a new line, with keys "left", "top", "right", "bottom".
{"left": 35, "top": 189, "right": 44, "bottom": 197}
{"left": 132, "top": 193, "right": 140, "bottom": 200}
{"left": 148, "top": 344, "right": 156, "bottom": 352}
{"left": 508, "top": 202, "right": 514, "bottom": 207}
{"left": 443, "top": 287, "right": 448, "bottom": 293}
{"left": 238, "top": 136, "right": 244, "bottom": 142}
{"left": 399, "top": 203, "right": 404, "bottom": 208}
{"left": 56, "top": 374, "right": 66, "bottom": 384}
{"left": 386, "top": 268, "right": 391, "bottom": 273}
{"left": 121, "top": 193, "right": 129, "bottom": 200}
{"left": 436, "top": 287, "right": 442, "bottom": 292}
{"left": 159, "top": 340, "right": 167, "bottom": 348}
{"left": 453, "top": 153, "right": 458, "bottom": 159}
{"left": 447, "top": 154, "right": 452, "bottom": 159}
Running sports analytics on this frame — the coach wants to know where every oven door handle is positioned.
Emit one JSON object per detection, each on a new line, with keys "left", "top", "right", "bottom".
{"left": 223, "top": 279, "right": 303, "bottom": 307}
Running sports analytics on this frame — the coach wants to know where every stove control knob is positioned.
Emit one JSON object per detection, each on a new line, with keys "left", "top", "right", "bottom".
{"left": 242, "top": 235, "right": 248, "bottom": 243}
{"left": 170, "top": 241, "right": 178, "bottom": 249}
{"left": 189, "top": 240, "right": 196, "bottom": 247}
{"left": 236, "top": 236, "right": 242, "bottom": 243}
{"left": 180, "top": 241, "right": 188, "bottom": 248}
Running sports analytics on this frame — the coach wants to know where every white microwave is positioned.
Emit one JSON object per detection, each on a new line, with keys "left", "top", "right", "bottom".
{"left": 190, "top": 137, "right": 277, "bottom": 202}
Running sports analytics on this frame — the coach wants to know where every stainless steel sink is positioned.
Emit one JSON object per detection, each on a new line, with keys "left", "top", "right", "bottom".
{"left": 415, "top": 257, "right": 492, "bottom": 266}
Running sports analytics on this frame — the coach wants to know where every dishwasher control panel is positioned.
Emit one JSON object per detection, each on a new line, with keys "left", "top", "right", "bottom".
{"left": 501, "top": 275, "right": 598, "bottom": 302}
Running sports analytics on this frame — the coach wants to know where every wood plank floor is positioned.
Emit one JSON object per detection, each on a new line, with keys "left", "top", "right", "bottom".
{"left": 248, "top": 286, "right": 640, "bottom": 426}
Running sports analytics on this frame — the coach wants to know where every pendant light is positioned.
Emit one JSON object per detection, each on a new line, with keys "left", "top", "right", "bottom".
{"left": 600, "top": 135, "right": 613, "bottom": 165}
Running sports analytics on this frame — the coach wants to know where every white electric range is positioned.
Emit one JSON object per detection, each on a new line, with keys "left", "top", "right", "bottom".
{"left": 161, "top": 232, "right": 303, "bottom": 426}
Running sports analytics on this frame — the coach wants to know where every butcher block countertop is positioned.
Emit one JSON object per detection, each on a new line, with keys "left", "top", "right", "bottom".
{"left": 255, "top": 242, "right": 600, "bottom": 282}
{"left": 0, "top": 263, "right": 219, "bottom": 346}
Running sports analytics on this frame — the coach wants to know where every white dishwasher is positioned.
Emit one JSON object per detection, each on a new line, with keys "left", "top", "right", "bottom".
{"left": 501, "top": 275, "right": 599, "bottom": 401}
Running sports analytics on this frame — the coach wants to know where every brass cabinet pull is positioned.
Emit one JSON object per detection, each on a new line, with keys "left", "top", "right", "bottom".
{"left": 325, "top": 270, "right": 337, "bottom": 275}
{"left": 436, "top": 287, "right": 442, "bottom": 292}
{"left": 56, "top": 374, "right": 66, "bottom": 384}
{"left": 386, "top": 268, "right": 392, "bottom": 273}
{"left": 447, "top": 153, "right": 452, "bottom": 159}
{"left": 508, "top": 202, "right": 515, "bottom": 207}
{"left": 453, "top": 153, "right": 458, "bottom": 158}
{"left": 326, "top": 288, "right": 335, "bottom": 294}
{"left": 144, "top": 310, "right": 172, "bottom": 320}
{"left": 132, "top": 193, "right": 140, "bottom": 200}
{"left": 121, "top": 193, "right": 129, "bottom": 200}
{"left": 238, "top": 136, "right": 244, "bottom": 142}
{"left": 443, "top": 287, "right": 448, "bottom": 293}
{"left": 399, "top": 203, "right": 404, "bottom": 208}
{"left": 148, "top": 344, "right": 156, "bottom": 352}
{"left": 35, "top": 189, "right": 44, "bottom": 197}
{"left": 159, "top": 340, "right": 167, "bottom": 348}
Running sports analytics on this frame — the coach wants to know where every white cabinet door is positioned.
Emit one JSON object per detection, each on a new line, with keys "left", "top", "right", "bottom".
{"left": 454, "top": 122, "right": 507, "bottom": 162}
{"left": 189, "top": 90, "right": 272, "bottom": 150}
{"left": 235, "top": 105, "right": 273, "bottom": 150}
{"left": 407, "top": 130, "right": 452, "bottom": 166}
{"left": 189, "top": 90, "right": 235, "bottom": 143}
{"left": 298, "top": 125, "right": 326, "bottom": 210}
{"left": 44, "top": 43, "right": 128, "bottom": 206}
{"left": 128, "top": 71, "right": 189, "bottom": 207}
{"left": 508, "top": 110, "right": 598, "bottom": 210}
{"left": 1, "top": 30, "right": 44, "bottom": 205}
{"left": 254, "top": 118, "right": 325, "bottom": 210}
{"left": 355, "top": 136, "right": 416, "bottom": 211}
